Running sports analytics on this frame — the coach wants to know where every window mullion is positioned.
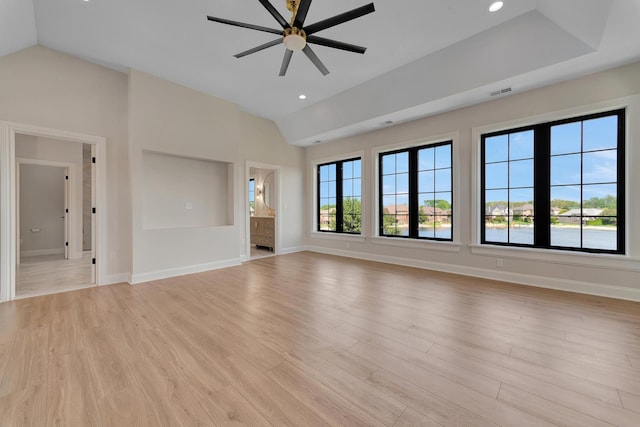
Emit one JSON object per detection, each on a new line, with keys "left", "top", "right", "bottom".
{"left": 336, "top": 162, "right": 344, "bottom": 233}
{"left": 534, "top": 124, "right": 550, "bottom": 247}
{"left": 409, "top": 148, "right": 419, "bottom": 238}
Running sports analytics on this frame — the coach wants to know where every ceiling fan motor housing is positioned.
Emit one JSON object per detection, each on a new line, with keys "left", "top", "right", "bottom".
{"left": 283, "top": 27, "right": 307, "bottom": 51}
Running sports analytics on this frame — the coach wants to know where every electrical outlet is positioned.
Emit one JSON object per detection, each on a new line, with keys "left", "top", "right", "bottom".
{"left": 496, "top": 258, "right": 504, "bottom": 268}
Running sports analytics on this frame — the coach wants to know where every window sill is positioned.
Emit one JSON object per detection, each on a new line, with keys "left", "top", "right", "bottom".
{"left": 371, "top": 236, "right": 461, "bottom": 252}
{"left": 309, "top": 232, "right": 367, "bottom": 243}
{"left": 469, "top": 244, "right": 640, "bottom": 272}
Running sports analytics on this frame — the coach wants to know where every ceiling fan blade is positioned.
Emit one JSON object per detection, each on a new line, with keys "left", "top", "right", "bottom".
{"left": 293, "top": 0, "right": 313, "bottom": 28}
{"left": 258, "top": 0, "right": 290, "bottom": 28}
{"left": 279, "top": 49, "right": 294, "bottom": 76}
{"left": 235, "top": 39, "right": 283, "bottom": 58}
{"left": 207, "top": 16, "right": 283, "bottom": 35}
{"left": 303, "top": 3, "right": 375, "bottom": 36}
{"left": 306, "top": 35, "right": 366, "bottom": 54}
{"left": 302, "top": 45, "right": 329, "bottom": 76}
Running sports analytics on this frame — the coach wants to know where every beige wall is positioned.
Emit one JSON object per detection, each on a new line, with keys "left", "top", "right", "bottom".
{"left": 306, "top": 60, "right": 640, "bottom": 301}
{"left": 0, "top": 46, "right": 130, "bottom": 281}
{"left": 129, "top": 70, "right": 304, "bottom": 281}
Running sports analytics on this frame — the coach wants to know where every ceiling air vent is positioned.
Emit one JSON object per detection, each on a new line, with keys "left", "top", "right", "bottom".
{"left": 490, "top": 87, "right": 512, "bottom": 97}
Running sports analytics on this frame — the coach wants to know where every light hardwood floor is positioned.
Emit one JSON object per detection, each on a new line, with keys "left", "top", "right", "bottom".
{"left": 16, "top": 252, "right": 93, "bottom": 298}
{"left": 1, "top": 251, "right": 639, "bottom": 426}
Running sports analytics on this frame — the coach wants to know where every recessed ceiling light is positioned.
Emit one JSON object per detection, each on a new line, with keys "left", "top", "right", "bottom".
{"left": 299, "top": 94, "right": 307, "bottom": 100}
{"left": 489, "top": 1, "right": 504, "bottom": 12}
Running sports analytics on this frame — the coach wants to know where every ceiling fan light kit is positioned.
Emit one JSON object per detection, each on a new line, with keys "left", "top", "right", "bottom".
{"left": 207, "top": 0, "right": 375, "bottom": 76}
{"left": 283, "top": 27, "right": 307, "bottom": 51}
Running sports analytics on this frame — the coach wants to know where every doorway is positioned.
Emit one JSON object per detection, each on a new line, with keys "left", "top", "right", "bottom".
{"left": 246, "top": 163, "right": 280, "bottom": 260}
{"left": 15, "top": 141, "right": 94, "bottom": 298}
{"left": 0, "top": 121, "right": 106, "bottom": 303}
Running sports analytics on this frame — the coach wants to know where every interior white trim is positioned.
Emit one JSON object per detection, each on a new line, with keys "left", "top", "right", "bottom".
{"left": 370, "top": 237, "right": 462, "bottom": 252}
{"left": 130, "top": 258, "right": 241, "bottom": 284}
{"left": 0, "top": 120, "right": 107, "bottom": 303}
{"left": 21, "top": 249, "right": 66, "bottom": 257}
{"left": 307, "top": 246, "right": 640, "bottom": 302}
{"left": 469, "top": 244, "right": 640, "bottom": 273}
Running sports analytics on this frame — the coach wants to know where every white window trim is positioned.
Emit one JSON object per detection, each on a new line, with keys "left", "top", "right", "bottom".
{"left": 371, "top": 131, "right": 461, "bottom": 245}
{"left": 471, "top": 95, "right": 638, "bottom": 263}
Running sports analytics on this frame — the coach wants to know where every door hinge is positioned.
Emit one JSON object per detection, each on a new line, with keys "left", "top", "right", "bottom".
{"left": 92, "top": 258, "right": 96, "bottom": 265}
{"left": 65, "top": 242, "right": 68, "bottom": 247}
{"left": 65, "top": 208, "right": 68, "bottom": 213}
{"left": 92, "top": 207, "right": 96, "bottom": 214}
{"left": 92, "top": 157, "right": 96, "bottom": 164}
{"left": 65, "top": 175, "right": 69, "bottom": 180}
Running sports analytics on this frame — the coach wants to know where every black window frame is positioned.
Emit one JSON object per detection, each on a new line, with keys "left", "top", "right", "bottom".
{"left": 316, "top": 157, "right": 362, "bottom": 234}
{"left": 481, "top": 109, "right": 625, "bottom": 254}
{"left": 378, "top": 141, "right": 454, "bottom": 241}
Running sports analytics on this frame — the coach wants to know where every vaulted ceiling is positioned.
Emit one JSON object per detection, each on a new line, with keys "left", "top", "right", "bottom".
{"left": 1, "top": 0, "right": 639, "bottom": 146}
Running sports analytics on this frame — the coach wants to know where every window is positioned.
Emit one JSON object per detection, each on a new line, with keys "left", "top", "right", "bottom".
{"left": 481, "top": 109, "right": 625, "bottom": 253}
{"left": 379, "top": 142, "right": 453, "bottom": 240}
{"left": 317, "top": 158, "right": 362, "bottom": 233}
{"left": 249, "top": 178, "right": 255, "bottom": 216}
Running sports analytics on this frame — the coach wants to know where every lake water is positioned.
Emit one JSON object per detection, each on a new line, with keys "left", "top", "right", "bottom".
{"left": 399, "top": 226, "right": 617, "bottom": 250}
{"left": 484, "top": 226, "right": 617, "bottom": 250}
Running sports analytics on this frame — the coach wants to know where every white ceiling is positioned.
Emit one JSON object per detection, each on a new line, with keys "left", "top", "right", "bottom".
{"left": 2, "top": 0, "right": 639, "bottom": 146}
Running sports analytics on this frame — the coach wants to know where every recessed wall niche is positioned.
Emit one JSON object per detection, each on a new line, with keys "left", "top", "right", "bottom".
{"left": 141, "top": 151, "right": 233, "bottom": 230}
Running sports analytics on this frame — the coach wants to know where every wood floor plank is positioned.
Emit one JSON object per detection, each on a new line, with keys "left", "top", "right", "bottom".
{"left": 46, "top": 351, "right": 102, "bottom": 427}
{"left": 280, "top": 349, "right": 407, "bottom": 425}
{"left": 366, "top": 368, "right": 497, "bottom": 427}
{"left": 0, "top": 383, "right": 47, "bottom": 427}
{"left": 619, "top": 390, "right": 640, "bottom": 414}
{"left": 198, "top": 385, "right": 272, "bottom": 427}
{"left": 427, "top": 344, "right": 638, "bottom": 425}
{"left": 1, "top": 251, "right": 640, "bottom": 426}
{"left": 130, "top": 357, "right": 212, "bottom": 427}
{"left": 392, "top": 407, "right": 443, "bottom": 427}
{"left": 427, "top": 343, "right": 622, "bottom": 406}
{"left": 267, "top": 360, "right": 388, "bottom": 426}
{"left": 511, "top": 345, "right": 640, "bottom": 395}
{"left": 316, "top": 349, "right": 379, "bottom": 381}
{"left": 497, "top": 384, "right": 615, "bottom": 427}
{"left": 217, "top": 355, "right": 329, "bottom": 426}
{"left": 349, "top": 341, "right": 552, "bottom": 426}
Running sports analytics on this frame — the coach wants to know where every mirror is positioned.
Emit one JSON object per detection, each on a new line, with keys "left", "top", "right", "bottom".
{"left": 263, "top": 171, "right": 274, "bottom": 209}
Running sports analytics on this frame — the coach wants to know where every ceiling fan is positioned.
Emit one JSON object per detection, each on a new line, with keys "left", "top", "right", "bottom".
{"left": 207, "top": 0, "right": 375, "bottom": 76}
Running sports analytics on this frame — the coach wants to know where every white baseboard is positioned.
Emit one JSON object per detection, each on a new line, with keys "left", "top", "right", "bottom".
{"left": 307, "top": 246, "right": 640, "bottom": 302}
{"left": 102, "top": 273, "right": 131, "bottom": 285}
{"left": 278, "top": 246, "right": 307, "bottom": 255}
{"left": 20, "top": 248, "right": 64, "bottom": 257}
{"left": 130, "top": 258, "right": 241, "bottom": 285}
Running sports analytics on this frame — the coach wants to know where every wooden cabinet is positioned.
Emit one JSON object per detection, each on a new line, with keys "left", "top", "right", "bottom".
{"left": 250, "top": 217, "right": 275, "bottom": 250}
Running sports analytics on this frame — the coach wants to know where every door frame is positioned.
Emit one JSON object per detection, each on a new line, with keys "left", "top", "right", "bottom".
{"left": 245, "top": 161, "right": 281, "bottom": 260}
{"left": 0, "top": 121, "right": 106, "bottom": 302}
{"left": 16, "top": 159, "right": 74, "bottom": 262}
